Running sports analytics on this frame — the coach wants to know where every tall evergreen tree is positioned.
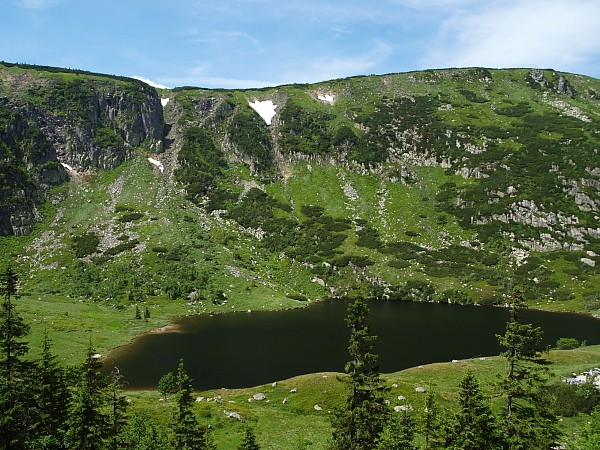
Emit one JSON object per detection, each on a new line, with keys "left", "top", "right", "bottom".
{"left": 172, "top": 359, "right": 215, "bottom": 449}
{"left": 124, "top": 412, "right": 169, "bottom": 450}
{"left": 238, "top": 427, "right": 260, "bottom": 450}
{"left": 377, "top": 406, "right": 416, "bottom": 450}
{"left": 447, "top": 370, "right": 503, "bottom": 450}
{"left": 496, "top": 291, "right": 559, "bottom": 449}
{"left": 420, "top": 387, "right": 446, "bottom": 450}
{"left": 65, "top": 343, "right": 109, "bottom": 450}
{"left": 107, "top": 367, "right": 128, "bottom": 450}
{"left": 330, "top": 298, "right": 389, "bottom": 450}
{"left": 29, "top": 330, "right": 71, "bottom": 449}
{"left": 0, "top": 267, "right": 33, "bottom": 450}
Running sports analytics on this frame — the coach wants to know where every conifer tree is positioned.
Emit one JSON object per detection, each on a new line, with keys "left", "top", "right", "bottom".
{"left": 65, "top": 344, "right": 109, "bottom": 450}
{"left": 0, "top": 267, "right": 33, "bottom": 450}
{"left": 29, "top": 330, "right": 71, "bottom": 449}
{"left": 421, "top": 387, "right": 446, "bottom": 450}
{"left": 377, "top": 405, "right": 416, "bottom": 450}
{"left": 330, "top": 298, "right": 389, "bottom": 450}
{"left": 172, "top": 359, "right": 215, "bottom": 449}
{"left": 107, "top": 367, "right": 128, "bottom": 450}
{"left": 447, "top": 370, "right": 503, "bottom": 450}
{"left": 238, "top": 427, "right": 260, "bottom": 450}
{"left": 496, "top": 291, "right": 559, "bottom": 449}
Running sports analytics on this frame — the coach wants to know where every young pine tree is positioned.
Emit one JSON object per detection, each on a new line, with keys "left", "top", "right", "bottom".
{"left": 172, "top": 359, "right": 215, "bottom": 449}
{"left": 330, "top": 298, "right": 389, "bottom": 450}
{"left": 0, "top": 267, "right": 33, "bottom": 450}
{"left": 420, "top": 387, "right": 446, "bottom": 450}
{"left": 377, "top": 405, "right": 416, "bottom": 450}
{"left": 496, "top": 291, "right": 559, "bottom": 449}
{"left": 447, "top": 370, "right": 503, "bottom": 450}
{"left": 107, "top": 367, "right": 129, "bottom": 450}
{"left": 238, "top": 427, "right": 260, "bottom": 450}
{"left": 65, "top": 344, "right": 109, "bottom": 450}
{"left": 29, "top": 330, "right": 71, "bottom": 449}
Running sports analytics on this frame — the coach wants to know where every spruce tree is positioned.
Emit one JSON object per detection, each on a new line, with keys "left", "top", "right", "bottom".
{"left": 421, "top": 387, "right": 446, "bottom": 450}
{"left": 172, "top": 359, "right": 215, "bottom": 449}
{"left": 65, "top": 344, "right": 109, "bottom": 450}
{"left": 29, "top": 330, "right": 71, "bottom": 449}
{"left": 0, "top": 267, "right": 33, "bottom": 450}
{"left": 238, "top": 427, "right": 260, "bottom": 450}
{"left": 330, "top": 298, "right": 389, "bottom": 450}
{"left": 107, "top": 367, "right": 128, "bottom": 450}
{"left": 496, "top": 291, "right": 559, "bottom": 449}
{"left": 377, "top": 406, "right": 416, "bottom": 450}
{"left": 447, "top": 370, "right": 503, "bottom": 450}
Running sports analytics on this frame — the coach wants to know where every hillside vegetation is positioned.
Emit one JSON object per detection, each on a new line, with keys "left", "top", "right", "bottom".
{"left": 0, "top": 63, "right": 600, "bottom": 358}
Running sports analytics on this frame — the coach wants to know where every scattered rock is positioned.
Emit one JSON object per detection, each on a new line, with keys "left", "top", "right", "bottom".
{"left": 394, "top": 404, "right": 413, "bottom": 412}
{"left": 224, "top": 410, "right": 244, "bottom": 422}
{"left": 252, "top": 393, "right": 266, "bottom": 401}
{"left": 314, "top": 405, "right": 322, "bottom": 411}
{"left": 415, "top": 386, "right": 426, "bottom": 393}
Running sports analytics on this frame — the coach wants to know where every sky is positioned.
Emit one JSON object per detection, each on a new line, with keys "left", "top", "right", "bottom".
{"left": 2, "top": 0, "right": 600, "bottom": 89}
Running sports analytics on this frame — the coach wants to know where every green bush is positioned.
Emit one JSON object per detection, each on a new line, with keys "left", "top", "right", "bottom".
{"left": 555, "top": 337, "right": 580, "bottom": 350}
{"left": 72, "top": 232, "right": 100, "bottom": 258}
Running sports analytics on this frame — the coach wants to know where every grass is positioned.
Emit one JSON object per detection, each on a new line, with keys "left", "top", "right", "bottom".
{"left": 119, "top": 345, "right": 600, "bottom": 450}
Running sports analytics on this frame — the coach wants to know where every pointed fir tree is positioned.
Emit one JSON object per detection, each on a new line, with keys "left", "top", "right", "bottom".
{"left": 124, "top": 411, "right": 169, "bottom": 450}
{"left": 107, "top": 367, "right": 129, "bottom": 450}
{"left": 238, "top": 427, "right": 260, "bottom": 450}
{"left": 65, "top": 343, "right": 109, "bottom": 450}
{"left": 172, "top": 359, "right": 215, "bottom": 449}
{"left": 420, "top": 387, "right": 446, "bottom": 450}
{"left": 496, "top": 291, "right": 559, "bottom": 450}
{"left": 0, "top": 266, "right": 33, "bottom": 450}
{"left": 377, "top": 404, "right": 416, "bottom": 450}
{"left": 447, "top": 370, "right": 503, "bottom": 450}
{"left": 330, "top": 298, "right": 389, "bottom": 450}
{"left": 29, "top": 330, "right": 71, "bottom": 449}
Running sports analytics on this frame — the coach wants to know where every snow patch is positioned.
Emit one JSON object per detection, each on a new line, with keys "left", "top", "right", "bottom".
{"left": 317, "top": 93, "right": 335, "bottom": 103}
{"left": 60, "top": 162, "right": 75, "bottom": 173}
{"left": 148, "top": 157, "right": 164, "bottom": 173}
{"left": 248, "top": 100, "right": 277, "bottom": 125}
{"left": 161, "top": 98, "right": 170, "bottom": 107}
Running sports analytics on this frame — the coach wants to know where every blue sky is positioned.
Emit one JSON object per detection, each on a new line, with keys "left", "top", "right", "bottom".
{"left": 3, "top": 0, "right": 600, "bottom": 89}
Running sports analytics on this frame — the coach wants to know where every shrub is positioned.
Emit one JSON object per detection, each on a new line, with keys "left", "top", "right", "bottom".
{"left": 555, "top": 337, "right": 580, "bottom": 350}
{"left": 72, "top": 232, "right": 100, "bottom": 258}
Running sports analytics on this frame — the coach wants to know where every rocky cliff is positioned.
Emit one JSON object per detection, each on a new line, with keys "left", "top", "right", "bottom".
{"left": 0, "top": 63, "right": 165, "bottom": 235}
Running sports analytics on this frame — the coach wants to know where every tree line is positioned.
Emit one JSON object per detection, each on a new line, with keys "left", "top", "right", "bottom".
{"left": 2, "top": 266, "right": 600, "bottom": 449}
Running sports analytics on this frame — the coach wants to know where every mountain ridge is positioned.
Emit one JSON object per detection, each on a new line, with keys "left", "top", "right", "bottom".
{"left": 1, "top": 62, "right": 599, "bottom": 315}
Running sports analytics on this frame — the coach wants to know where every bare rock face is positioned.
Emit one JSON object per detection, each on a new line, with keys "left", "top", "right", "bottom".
{"left": 0, "top": 69, "right": 166, "bottom": 235}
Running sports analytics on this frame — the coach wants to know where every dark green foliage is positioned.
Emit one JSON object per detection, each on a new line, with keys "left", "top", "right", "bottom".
{"left": 546, "top": 381, "right": 600, "bottom": 417}
{"left": 494, "top": 102, "right": 531, "bottom": 117}
{"left": 238, "top": 427, "right": 260, "bottom": 450}
{"left": 174, "top": 126, "right": 227, "bottom": 201}
{"left": 118, "top": 212, "right": 144, "bottom": 222}
{"left": 29, "top": 331, "right": 70, "bottom": 449}
{"left": 279, "top": 101, "right": 334, "bottom": 156}
{"left": 330, "top": 298, "right": 389, "bottom": 450}
{"left": 496, "top": 292, "right": 559, "bottom": 450}
{"left": 229, "top": 109, "right": 274, "bottom": 172}
{"left": 94, "top": 125, "right": 124, "bottom": 148}
{"left": 377, "top": 407, "right": 416, "bottom": 450}
{"left": 72, "top": 232, "right": 100, "bottom": 257}
{"left": 458, "top": 89, "right": 488, "bottom": 103}
{"left": 123, "top": 412, "right": 169, "bottom": 450}
{"left": 356, "top": 225, "right": 384, "bottom": 250}
{"left": 446, "top": 370, "right": 503, "bottom": 449}
{"left": 572, "top": 405, "right": 600, "bottom": 449}
{"left": 555, "top": 337, "right": 580, "bottom": 350}
{"left": 421, "top": 388, "right": 446, "bottom": 450}
{"left": 107, "top": 367, "right": 129, "bottom": 450}
{"left": 158, "top": 371, "right": 178, "bottom": 399}
{"left": 172, "top": 359, "right": 215, "bottom": 449}
{"left": 65, "top": 344, "right": 109, "bottom": 450}
{"left": 0, "top": 267, "right": 33, "bottom": 450}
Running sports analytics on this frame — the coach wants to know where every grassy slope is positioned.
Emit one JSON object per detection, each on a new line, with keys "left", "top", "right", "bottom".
{"left": 123, "top": 345, "right": 600, "bottom": 450}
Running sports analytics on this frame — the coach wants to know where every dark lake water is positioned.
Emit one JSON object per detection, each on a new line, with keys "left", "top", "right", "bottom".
{"left": 104, "top": 299, "right": 600, "bottom": 390}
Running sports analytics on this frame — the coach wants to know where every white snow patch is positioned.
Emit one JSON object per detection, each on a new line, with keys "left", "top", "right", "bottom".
{"left": 148, "top": 157, "right": 164, "bottom": 173}
{"left": 161, "top": 98, "right": 170, "bottom": 107}
{"left": 317, "top": 93, "right": 335, "bottom": 103}
{"left": 60, "top": 162, "right": 75, "bottom": 173}
{"left": 131, "top": 76, "right": 170, "bottom": 90}
{"left": 248, "top": 100, "right": 277, "bottom": 125}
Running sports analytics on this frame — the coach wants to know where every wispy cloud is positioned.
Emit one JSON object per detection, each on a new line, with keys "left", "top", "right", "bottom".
{"left": 159, "top": 65, "right": 277, "bottom": 89}
{"left": 12, "top": 0, "right": 59, "bottom": 9}
{"left": 420, "top": 0, "right": 600, "bottom": 73}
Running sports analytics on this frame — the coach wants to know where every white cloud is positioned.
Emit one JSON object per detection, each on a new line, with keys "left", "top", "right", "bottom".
{"left": 131, "top": 76, "right": 170, "bottom": 89}
{"left": 160, "top": 66, "right": 276, "bottom": 89}
{"left": 420, "top": 0, "right": 600, "bottom": 74}
{"left": 12, "top": 0, "right": 59, "bottom": 9}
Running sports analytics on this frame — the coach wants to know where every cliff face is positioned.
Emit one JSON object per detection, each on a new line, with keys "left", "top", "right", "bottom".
{"left": 0, "top": 65, "right": 165, "bottom": 235}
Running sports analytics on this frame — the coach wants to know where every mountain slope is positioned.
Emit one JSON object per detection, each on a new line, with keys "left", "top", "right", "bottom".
{"left": 1, "top": 63, "right": 599, "bottom": 317}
